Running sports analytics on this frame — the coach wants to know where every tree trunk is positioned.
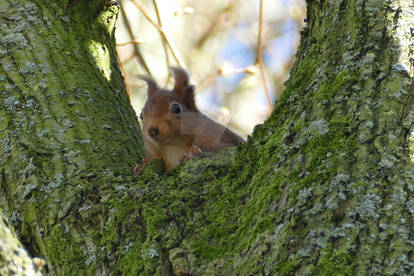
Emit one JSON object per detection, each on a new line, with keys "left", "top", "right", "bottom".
{"left": 0, "top": 0, "right": 142, "bottom": 274}
{"left": 1, "top": 0, "right": 413, "bottom": 275}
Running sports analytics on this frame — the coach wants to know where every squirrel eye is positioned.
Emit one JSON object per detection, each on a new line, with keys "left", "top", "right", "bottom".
{"left": 171, "top": 103, "right": 181, "bottom": 114}
{"left": 139, "top": 112, "right": 143, "bottom": 120}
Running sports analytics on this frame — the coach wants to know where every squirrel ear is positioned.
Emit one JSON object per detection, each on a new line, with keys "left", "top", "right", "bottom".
{"left": 171, "top": 67, "right": 189, "bottom": 91}
{"left": 139, "top": 76, "right": 157, "bottom": 97}
{"left": 171, "top": 67, "right": 197, "bottom": 111}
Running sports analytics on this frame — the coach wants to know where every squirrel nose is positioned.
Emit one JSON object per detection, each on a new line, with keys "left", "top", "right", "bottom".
{"left": 148, "top": 127, "right": 159, "bottom": 137}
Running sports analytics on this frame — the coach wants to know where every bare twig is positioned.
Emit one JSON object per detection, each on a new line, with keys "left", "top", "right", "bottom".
{"left": 116, "top": 40, "right": 143, "bottom": 47}
{"left": 117, "top": 52, "right": 132, "bottom": 96}
{"left": 257, "top": 0, "right": 272, "bottom": 114}
{"left": 119, "top": 1, "right": 152, "bottom": 77}
{"left": 195, "top": 4, "right": 235, "bottom": 49}
{"left": 120, "top": 53, "right": 138, "bottom": 64}
{"left": 197, "top": 73, "right": 220, "bottom": 92}
{"left": 151, "top": 0, "right": 172, "bottom": 86}
{"left": 131, "top": 0, "right": 186, "bottom": 69}
{"left": 197, "top": 66, "right": 255, "bottom": 92}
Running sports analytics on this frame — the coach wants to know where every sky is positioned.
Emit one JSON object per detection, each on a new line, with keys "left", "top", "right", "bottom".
{"left": 116, "top": 0, "right": 306, "bottom": 136}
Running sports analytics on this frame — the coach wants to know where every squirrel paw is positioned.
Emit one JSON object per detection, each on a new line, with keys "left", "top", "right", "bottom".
{"left": 134, "top": 163, "right": 143, "bottom": 176}
{"left": 181, "top": 145, "right": 202, "bottom": 162}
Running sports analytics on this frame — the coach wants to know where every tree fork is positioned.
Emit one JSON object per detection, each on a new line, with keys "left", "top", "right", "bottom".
{"left": 0, "top": 0, "right": 413, "bottom": 275}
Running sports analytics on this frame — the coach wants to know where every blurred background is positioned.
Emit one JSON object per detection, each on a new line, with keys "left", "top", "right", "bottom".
{"left": 115, "top": 0, "right": 306, "bottom": 138}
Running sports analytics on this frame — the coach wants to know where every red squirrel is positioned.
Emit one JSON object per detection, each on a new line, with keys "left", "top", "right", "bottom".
{"left": 135, "top": 67, "right": 244, "bottom": 174}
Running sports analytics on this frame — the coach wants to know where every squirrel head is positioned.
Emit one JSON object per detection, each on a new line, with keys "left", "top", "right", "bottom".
{"left": 140, "top": 67, "right": 198, "bottom": 144}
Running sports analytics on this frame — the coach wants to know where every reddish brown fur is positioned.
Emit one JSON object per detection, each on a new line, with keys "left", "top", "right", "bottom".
{"left": 135, "top": 67, "right": 244, "bottom": 174}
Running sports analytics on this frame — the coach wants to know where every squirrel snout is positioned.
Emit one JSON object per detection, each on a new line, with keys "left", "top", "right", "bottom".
{"left": 148, "top": 126, "right": 159, "bottom": 137}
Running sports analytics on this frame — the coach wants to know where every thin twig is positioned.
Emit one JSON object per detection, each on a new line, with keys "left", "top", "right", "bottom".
{"left": 151, "top": 0, "right": 172, "bottom": 86}
{"left": 120, "top": 53, "right": 138, "bottom": 64}
{"left": 117, "top": 52, "right": 132, "bottom": 96}
{"left": 195, "top": 4, "right": 235, "bottom": 49}
{"left": 257, "top": 0, "right": 272, "bottom": 114}
{"left": 131, "top": 0, "right": 186, "bottom": 69}
{"left": 197, "top": 73, "right": 220, "bottom": 92}
{"left": 119, "top": 1, "right": 152, "bottom": 77}
{"left": 197, "top": 66, "right": 254, "bottom": 92}
{"left": 116, "top": 40, "right": 143, "bottom": 47}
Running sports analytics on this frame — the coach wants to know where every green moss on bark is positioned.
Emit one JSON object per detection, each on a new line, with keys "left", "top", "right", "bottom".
{"left": 100, "top": 1, "right": 412, "bottom": 275}
{"left": 1, "top": 0, "right": 413, "bottom": 275}
{"left": 0, "top": 0, "right": 142, "bottom": 274}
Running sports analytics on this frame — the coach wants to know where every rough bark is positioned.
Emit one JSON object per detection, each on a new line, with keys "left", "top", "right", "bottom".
{"left": 0, "top": 0, "right": 142, "bottom": 274}
{"left": 0, "top": 0, "right": 413, "bottom": 276}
